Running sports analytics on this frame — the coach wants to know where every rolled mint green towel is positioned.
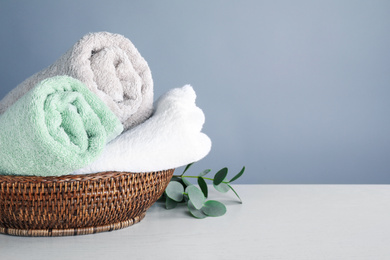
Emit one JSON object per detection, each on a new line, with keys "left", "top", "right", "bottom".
{"left": 0, "top": 76, "right": 123, "bottom": 176}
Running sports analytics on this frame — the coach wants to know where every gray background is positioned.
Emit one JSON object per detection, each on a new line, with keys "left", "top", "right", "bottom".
{"left": 1, "top": 1, "right": 389, "bottom": 184}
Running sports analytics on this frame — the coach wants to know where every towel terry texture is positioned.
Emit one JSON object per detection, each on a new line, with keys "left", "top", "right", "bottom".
{"left": 0, "top": 76, "right": 123, "bottom": 176}
{"left": 0, "top": 32, "right": 153, "bottom": 130}
{"left": 72, "top": 85, "right": 211, "bottom": 174}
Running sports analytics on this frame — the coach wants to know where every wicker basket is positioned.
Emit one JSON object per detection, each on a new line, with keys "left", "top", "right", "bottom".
{"left": 0, "top": 169, "right": 174, "bottom": 237}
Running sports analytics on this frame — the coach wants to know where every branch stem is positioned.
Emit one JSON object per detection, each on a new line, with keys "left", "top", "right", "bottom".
{"left": 173, "top": 175, "right": 230, "bottom": 184}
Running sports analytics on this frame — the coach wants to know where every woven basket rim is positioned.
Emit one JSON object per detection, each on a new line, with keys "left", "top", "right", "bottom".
{"left": 0, "top": 170, "right": 172, "bottom": 183}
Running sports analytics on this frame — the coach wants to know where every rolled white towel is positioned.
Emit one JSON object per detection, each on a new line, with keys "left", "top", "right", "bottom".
{"left": 72, "top": 85, "right": 211, "bottom": 174}
{"left": 0, "top": 32, "right": 153, "bottom": 130}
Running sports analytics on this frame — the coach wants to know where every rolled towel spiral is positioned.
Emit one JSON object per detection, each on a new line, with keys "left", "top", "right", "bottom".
{"left": 0, "top": 76, "right": 123, "bottom": 176}
{"left": 0, "top": 32, "right": 153, "bottom": 130}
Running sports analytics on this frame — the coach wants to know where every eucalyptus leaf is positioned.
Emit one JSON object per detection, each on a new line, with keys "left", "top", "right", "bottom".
{"left": 197, "top": 177, "right": 208, "bottom": 198}
{"left": 186, "top": 185, "right": 205, "bottom": 210}
{"left": 188, "top": 200, "right": 207, "bottom": 219}
{"left": 213, "top": 181, "right": 230, "bottom": 193}
{"left": 182, "top": 163, "right": 194, "bottom": 175}
{"left": 229, "top": 166, "right": 246, "bottom": 183}
{"left": 165, "top": 196, "right": 178, "bottom": 209}
{"left": 202, "top": 200, "right": 227, "bottom": 217}
{"left": 213, "top": 167, "right": 228, "bottom": 186}
{"left": 170, "top": 176, "right": 182, "bottom": 182}
{"left": 182, "top": 177, "right": 192, "bottom": 187}
{"left": 165, "top": 181, "right": 184, "bottom": 202}
{"left": 199, "top": 169, "right": 211, "bottom": 177}
{"left": 171, "top": 177, "right": 188, "bottom": 189}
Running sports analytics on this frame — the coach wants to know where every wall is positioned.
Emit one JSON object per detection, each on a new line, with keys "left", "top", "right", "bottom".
{"left": 1, "top": 0, "right": 389, "bottom": 183}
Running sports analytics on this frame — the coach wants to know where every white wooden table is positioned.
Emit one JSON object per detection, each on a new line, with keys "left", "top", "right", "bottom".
{"left": 0, "top": 185, "right": 389, "bottom": 260}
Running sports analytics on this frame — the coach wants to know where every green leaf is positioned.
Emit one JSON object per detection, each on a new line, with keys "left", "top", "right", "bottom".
{"left": 228, "top": 184, "right": 242, "bottom": 203}
{"left": 188, "top": 200, "right": 207, "bottom": 219}
{"left": 181, "top": 163, "right": 194, "bottom": 175}
{"left": 213, "top": 181, "right": 230, "bottom": 193}
{"left": 213, "top": 167, "right": 228, "bottom": 186}
{"left": 186, "top": 185, "right": 205, "bottom": 210}
{"left": 165, "top": 196, "right": 178, "bottom": 209}
{"left": 229, "top": 166, "right": 246, "bottom": 183}
{"left": 199, "top": 169, "right": 211, "bottom": 177}
{"left": 197, "top": 177, "right": 208, "bottom": 198}
{"left": 170, "top": 176, "right": 182, "bottom": 182}
{"left": 182, "top": 177, "right": 192, "bottom": 187}
{"left": 165, "top": 181, "right": 184, "bottom": 202}
{"left": 202, "top": 200, "right": 227, "bottom": 217}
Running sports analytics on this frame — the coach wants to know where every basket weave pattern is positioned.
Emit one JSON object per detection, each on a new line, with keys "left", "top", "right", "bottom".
{"left": 0, "top": 169, "right": 174, "bottom": 236}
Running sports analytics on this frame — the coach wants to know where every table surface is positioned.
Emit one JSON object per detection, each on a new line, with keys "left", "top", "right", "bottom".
{"left": 0, "top": 185, "right": 389, "bottom": 260}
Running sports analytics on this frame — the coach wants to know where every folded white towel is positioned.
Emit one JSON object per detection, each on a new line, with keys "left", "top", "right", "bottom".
{"left": 0, "top": 32, "right": 153, "bottom": 130}
{"left": 72, "top": 85, "right": 211, "bottom": 174}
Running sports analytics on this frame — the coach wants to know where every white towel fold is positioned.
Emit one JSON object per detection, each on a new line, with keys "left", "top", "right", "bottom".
{"left": 0, "top": 32, "right": 153, "bottom": 130}
{"left": 72, "top": 85, "right": 212, "bottom": 174}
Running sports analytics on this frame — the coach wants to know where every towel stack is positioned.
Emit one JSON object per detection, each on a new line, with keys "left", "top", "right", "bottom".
{"left": 0, "top": 32, "right": 211, "bottom": 177}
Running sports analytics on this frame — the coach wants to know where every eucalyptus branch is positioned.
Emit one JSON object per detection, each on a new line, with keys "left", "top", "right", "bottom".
{"left": 162, "top": 164, "right": 246, "bottom": 219}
